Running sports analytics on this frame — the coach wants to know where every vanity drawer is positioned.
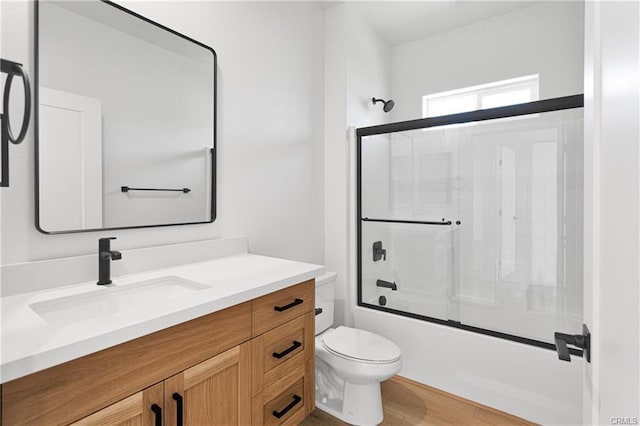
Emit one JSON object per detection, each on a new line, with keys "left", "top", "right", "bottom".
{"left": 252, "top": 312, "right": 314, "bottom": 395}
{"left": 252, "top": 363, "right": 311, "bottom": 426}
{"left": 252, "top": 279, "right": 314, "bottom": 336}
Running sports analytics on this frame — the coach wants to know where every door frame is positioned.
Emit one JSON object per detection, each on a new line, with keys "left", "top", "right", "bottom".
{"left": 38, "top": 87, "right": 103, "bottom": 230}
{"left": 583, "top": 1, "right": 640, "bottom": 423}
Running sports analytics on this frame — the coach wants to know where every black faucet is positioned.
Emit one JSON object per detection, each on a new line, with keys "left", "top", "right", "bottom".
{"left": 97, "top": 237, "right": 122, "bottom": 285}
{"left": 376, "top": 279, "right": 397, "bottom": 291}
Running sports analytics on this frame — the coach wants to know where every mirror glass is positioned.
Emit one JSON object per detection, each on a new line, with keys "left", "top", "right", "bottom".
{"left": 36, "top": 0, "right": 216, "bottom": 233}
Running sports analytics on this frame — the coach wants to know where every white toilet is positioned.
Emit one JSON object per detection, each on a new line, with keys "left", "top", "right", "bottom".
{"left": 314, "top": 271, "right": 402, "bottom": 425}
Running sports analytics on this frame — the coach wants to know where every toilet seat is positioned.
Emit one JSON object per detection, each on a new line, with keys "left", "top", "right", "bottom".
{"left": 321, "top": 326, "right": 401, "bottom": 363}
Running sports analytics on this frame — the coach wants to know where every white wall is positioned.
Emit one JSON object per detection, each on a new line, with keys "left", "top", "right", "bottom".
{"left": 1, "top": 1, "right": 325, "bottom": 269}
{"left": 323, "top": 5, "right": 349, "bottom": 327}
{"left": 324, "top": 5, "right": 392, "bottom": 326}
{"left": 390, "top": 1, "right": 585, "bottom": 122}
{"left": 345, "top": 7, "right": 391, "bottom": 129}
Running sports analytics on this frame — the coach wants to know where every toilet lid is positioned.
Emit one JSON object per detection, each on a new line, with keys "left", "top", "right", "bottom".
{"left": 321, "top": 326, "right": 401, "bottom": 362}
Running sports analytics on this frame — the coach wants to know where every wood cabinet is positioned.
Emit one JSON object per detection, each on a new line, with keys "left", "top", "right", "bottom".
{"left": 1, "top": 279, "right": 315, "bottom": 426}
{"left": 164, "top": 343, "right": 252, "bottom": 426}
{"left": 71, "top": 383, "right": 163, "bottom": 426}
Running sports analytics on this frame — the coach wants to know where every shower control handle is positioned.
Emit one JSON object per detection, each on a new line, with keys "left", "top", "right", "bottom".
{"left": 373, "top": 241, "right": 386, "bottom": 262}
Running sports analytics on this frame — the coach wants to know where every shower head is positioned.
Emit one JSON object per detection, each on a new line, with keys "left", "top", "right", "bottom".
{"left": 372, "top": 97, "right": 395, "bottom": 113}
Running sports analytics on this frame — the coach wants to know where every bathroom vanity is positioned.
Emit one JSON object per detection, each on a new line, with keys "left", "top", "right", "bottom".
{"left": 1, "top": 253, "right": 321, "bottom": 425}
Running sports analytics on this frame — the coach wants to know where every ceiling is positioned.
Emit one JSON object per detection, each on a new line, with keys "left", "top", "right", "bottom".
{"left": 340, "top": 1, "right": 537, "bottom": 46}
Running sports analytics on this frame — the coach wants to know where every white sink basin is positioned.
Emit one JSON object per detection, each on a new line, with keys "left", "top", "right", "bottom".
{"left": 29, "top": 276, "right": 210, "bottom": 325}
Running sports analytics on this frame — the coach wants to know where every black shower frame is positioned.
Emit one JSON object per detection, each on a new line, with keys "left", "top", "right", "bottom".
{"left": 356, "top": 94, "right": 584, "bottom": 356}
{"left": 33, "top": 0, "right": 217, "bottom": 234}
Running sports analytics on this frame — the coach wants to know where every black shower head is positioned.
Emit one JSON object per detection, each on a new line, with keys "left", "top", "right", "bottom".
{"left": 372, "top": 97, "right": 395, "bottom": 113}
{"left": 372, "top": 97, "right": 394, "bottom": 112}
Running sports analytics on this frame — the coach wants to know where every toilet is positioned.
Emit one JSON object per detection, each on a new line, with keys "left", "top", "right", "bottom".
{"left": 314, "top": 271, "right": 402, "bottom": 425}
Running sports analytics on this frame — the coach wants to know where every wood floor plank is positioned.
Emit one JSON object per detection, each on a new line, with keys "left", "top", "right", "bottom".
{"left": 300, "top": 376, "right": 536, "bottom": 426}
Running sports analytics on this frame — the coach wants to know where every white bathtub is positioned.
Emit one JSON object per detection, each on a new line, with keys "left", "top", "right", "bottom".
{"left": 354, "top": 304, "right": 583, "bottom": 425}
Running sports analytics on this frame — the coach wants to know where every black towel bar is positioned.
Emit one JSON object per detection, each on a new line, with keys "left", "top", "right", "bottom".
{"left": 362, "top": 217, "right": 452, "bottom": 226}
{"left": 121, "top": 186, "right": 191, "bottom": 193}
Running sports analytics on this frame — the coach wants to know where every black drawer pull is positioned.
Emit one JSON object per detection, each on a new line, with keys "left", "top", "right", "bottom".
{"left": 272, "top": 394, "right": 302, "bottom": 419}
{"left": 315, "top": 307, "right": 323, "bottom": 316}
{"left": 272, "top": 341, "right": 302, "bottom": 359}
{"left": 151, "top": 403, "right": 162, "bottom": 426}
{"left": 172, "top": 393, "right": 183, "bottom": 426}
{"left": 274, "top": 298, "right": 303, "bottom": 312}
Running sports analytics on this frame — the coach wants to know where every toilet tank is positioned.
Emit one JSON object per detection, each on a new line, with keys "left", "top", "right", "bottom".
{"left": 315, "top": 271, "right": 336, "bottom": 335}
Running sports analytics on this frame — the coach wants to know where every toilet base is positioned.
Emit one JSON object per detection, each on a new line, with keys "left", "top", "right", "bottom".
{"left": 315, "top": 360, "right": 385, "bottom": 426}
{"left": 316, "top": 381, "right": 384, "bottom": 425}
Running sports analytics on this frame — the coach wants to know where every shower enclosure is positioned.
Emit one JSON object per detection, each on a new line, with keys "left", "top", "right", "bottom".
{"left": 357, "top": 95, "right": 584, "bottom": 352}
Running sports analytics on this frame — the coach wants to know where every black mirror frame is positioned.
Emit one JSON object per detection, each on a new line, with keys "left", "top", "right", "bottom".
{"left": 34, "top": 0, "right": 217, "bottom": 235}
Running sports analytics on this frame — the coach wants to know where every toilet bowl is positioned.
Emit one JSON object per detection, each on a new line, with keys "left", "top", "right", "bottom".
{"left": 314, "top": 272, "right": 402, "bottom": 425}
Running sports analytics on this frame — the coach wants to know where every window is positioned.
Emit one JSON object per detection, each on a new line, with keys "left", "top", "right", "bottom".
{"left": 422, "top": 75, "right": 539, "bottom": 118}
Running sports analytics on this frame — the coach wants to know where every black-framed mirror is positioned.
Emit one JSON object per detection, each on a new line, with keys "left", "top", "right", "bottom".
{"left": 35, "top": 0, "right": 216, "bottom": 234}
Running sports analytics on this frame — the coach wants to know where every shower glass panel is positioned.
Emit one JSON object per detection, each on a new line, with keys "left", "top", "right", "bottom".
{"left": 358, "top": 100, "right": 583, "bottom": 347}
{"left": 361, "top": 130, "right": 461, "bottom": 322}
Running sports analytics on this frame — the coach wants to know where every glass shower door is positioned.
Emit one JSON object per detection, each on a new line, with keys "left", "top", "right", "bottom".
{"left": 455, "top": 108, "right": 584, "bottom": 343}
{"left": 360, "top": 128, "right": 462, "bottom": 323}
{"left": 358, "top": 101, "right": 584, "bottom": 347}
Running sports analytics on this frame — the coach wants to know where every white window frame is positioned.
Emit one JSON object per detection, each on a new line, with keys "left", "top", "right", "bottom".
{"left": 422, "top": 74, "right": 540, "bottom": 119}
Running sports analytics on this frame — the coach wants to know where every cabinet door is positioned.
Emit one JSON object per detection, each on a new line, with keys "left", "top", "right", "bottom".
{"left": 165, "top": 342, "right": 251, "bottom": 426}
{"left": 71, "top": 382, "right": 163, "bottom": 426}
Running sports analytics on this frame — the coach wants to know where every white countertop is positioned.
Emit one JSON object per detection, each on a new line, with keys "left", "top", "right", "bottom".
{"left": 1, "top": 253, "right": 323, "bottom": 383}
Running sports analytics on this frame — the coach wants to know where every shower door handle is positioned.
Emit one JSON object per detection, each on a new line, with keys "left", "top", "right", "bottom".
{"left": 554, "top": 324, "right": 590, "bottom": 363}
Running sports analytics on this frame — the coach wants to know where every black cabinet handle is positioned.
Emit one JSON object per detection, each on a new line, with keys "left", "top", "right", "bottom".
{"left": 272, "top": 394, "right": 302, "bottom": 419}
{"left": 151, "top": 403, "right": 162, "bottom": 426}
{"left": 172, "top": 393, "right": 183, "bottom": 426}
{"left": 315, "top": 307, "right": 323, "bottom": 316}
{"left": 272, "top": 341, "right": 302, "bottom": 359}
{"left": 274, "top": 298, "right": 303, "bottom": 312}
